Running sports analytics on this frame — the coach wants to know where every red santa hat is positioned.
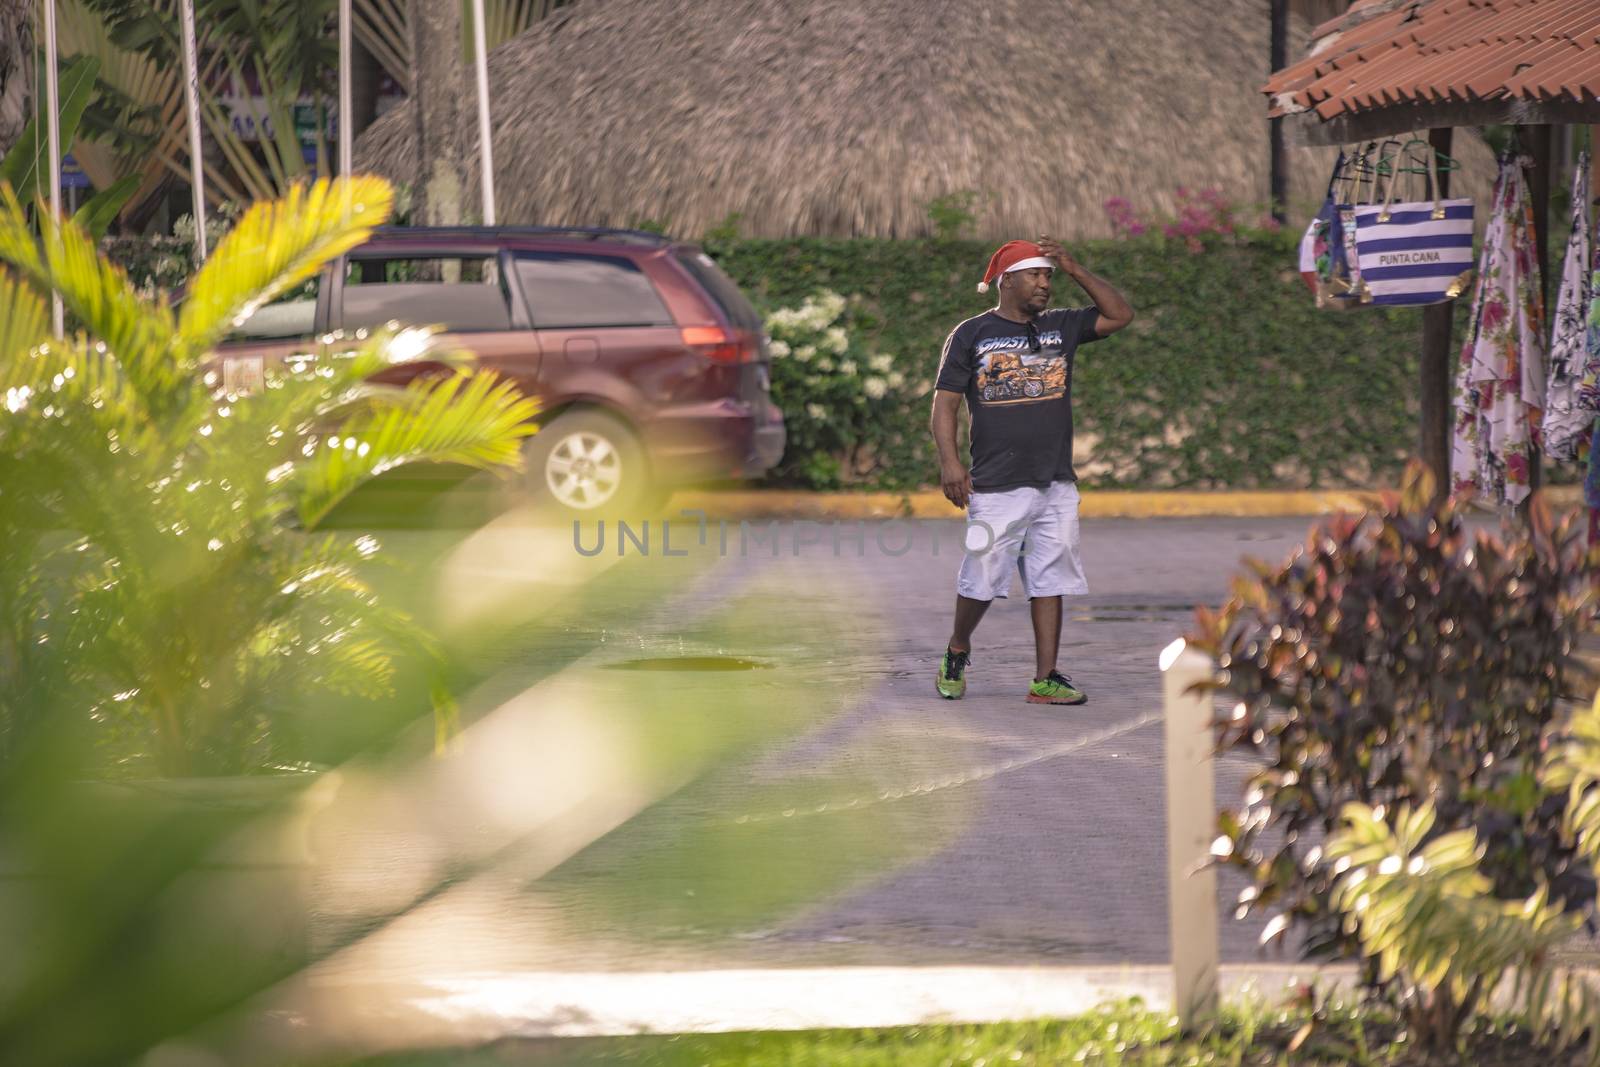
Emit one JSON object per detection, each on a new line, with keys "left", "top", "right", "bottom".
{"left": 976, "top": 240, "right": 1055, "bottom": 294}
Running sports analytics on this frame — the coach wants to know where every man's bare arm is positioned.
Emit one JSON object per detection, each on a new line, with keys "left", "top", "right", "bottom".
{"left": 1039, "top": 237, "right": 1134, "bottom": 336}
{"left": 931, "top": 389, "right": 972, "bottom": 509}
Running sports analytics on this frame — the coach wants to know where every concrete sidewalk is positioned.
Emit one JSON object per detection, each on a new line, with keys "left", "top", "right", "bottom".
{"left": 273, "top": 963, "right": 1358, "bottom": 1048}
{"left": 669, "top": 486, "right": 1584, "bottom": 521}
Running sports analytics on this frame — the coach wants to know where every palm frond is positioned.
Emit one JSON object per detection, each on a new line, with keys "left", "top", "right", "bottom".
{"left": 352, "top": 0, "right": 411, "bottom": 92}
{"left": 0, "top": 270, "right": 49, "bottom": 372}
{"left": 178, "top": 177, "right": 394, "bottom": 353}
{"left": 296, "top": 370, "right": 538, "bottom": 530}
{"left": 0, "top": 184, "right": 181, "bottom": 403}
{"left": 0, "top": 56, "right": 101, "bottom": 204}
{"left": 2, "top": 336, "right": 136, "bottom": 432}
{"left": 355, "top": 0, "right": 565, "bottom": 89}
{"left": 205, "top": 326, "right": 454, "bottom": 478}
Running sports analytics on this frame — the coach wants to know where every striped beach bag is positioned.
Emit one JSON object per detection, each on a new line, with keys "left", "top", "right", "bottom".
{"left": 1347, "top": 143, "right": 1475, "bottom": 307}
{"left": 1302, "top": 146, "right": 1388, "bottom": 310}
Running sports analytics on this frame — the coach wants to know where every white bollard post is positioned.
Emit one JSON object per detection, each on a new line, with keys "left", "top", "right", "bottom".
{"left": 1161, "top": 637, "right": 1219, "bottom": 1030}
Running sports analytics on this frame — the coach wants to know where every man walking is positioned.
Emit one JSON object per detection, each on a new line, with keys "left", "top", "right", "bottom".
{"left": 931, "top": 237, "right": 1134, "bottom": 704}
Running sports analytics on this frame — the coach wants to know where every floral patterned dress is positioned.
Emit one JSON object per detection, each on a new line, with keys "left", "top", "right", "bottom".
{"left": 1543, "top": 152, "right": 1592, "bottom": 462}
{"left": 1581, "top": 204, "right": 1600, "bottom": 540}
{"left": 1451, "top": 155, "right": 1547, "bottom": 507}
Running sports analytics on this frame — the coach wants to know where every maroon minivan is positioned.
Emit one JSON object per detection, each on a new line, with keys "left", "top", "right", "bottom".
{"left": 218, "top": 226, "right": 785, "bottom": 514}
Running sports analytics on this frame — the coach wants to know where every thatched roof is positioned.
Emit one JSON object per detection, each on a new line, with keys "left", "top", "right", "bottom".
{"left": 354, "top": 0, "right": 1494, "bottom": 239}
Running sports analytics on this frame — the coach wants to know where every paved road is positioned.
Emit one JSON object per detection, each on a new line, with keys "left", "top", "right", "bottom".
{"left": 308, "top": 515, "right": 1323, "bottom": 987}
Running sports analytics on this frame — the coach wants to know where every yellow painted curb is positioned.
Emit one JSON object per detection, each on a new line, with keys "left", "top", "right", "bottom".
{"left": 666, "top": 486, "right": 1584, "bottom": 521}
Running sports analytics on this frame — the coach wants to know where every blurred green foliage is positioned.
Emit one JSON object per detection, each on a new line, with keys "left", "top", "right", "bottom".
{"left": 0, "top": 175, "right": 536, "bottom": 776}
{"left": 0, "top": 174, "right": 960, "bottom": 1067}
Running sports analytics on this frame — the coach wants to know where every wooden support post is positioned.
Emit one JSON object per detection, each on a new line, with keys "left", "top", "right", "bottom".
{"left": 1419, "top": 127, "right": 1455, "bottom": 496}
{"left": 1590, "top": 126, "right": 1600, "bottom": 202}
{"left": 1269, "top": 0, "right": 1289, "bottom": 224}
{"left": 1162, "top": 638, "right": 1219, "bottom": 1031}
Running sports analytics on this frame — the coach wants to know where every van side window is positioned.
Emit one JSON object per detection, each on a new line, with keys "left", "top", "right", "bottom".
{"left": 341, "top": 255, "right": 512, "bottom": 331}
{"left": 514, "top": 253, "right": 673, "bottom": 329}
{"left": 228, "top": 273, "right": 321, "bottom": 341}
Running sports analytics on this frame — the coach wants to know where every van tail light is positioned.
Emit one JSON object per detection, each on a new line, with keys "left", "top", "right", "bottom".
{"left": 682, "top": 326, "right": 757, "bottom": 363}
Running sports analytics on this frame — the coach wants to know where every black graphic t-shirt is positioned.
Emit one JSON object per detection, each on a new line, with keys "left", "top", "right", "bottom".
{"left": 935, "top": 306, "right": 1104, "bottom": 492}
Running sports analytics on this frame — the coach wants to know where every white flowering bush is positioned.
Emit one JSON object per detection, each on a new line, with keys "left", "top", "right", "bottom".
{"left": 764, "top": 290, "right": 920, "bottom": 488}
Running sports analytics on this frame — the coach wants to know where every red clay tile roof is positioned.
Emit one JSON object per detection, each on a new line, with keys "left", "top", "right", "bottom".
{"left": 1265, "top": 0, "right": 1600, "bottom": 121}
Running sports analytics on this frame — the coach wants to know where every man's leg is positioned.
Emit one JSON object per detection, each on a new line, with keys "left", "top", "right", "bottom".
{"left": 948, "top": 595, "right": 992, "bottom": 652}
{"left": 940, "top": 488, "right": 1027, "bottom": 699}
{"left": 952, "top": 488, "right": 1028, "bottom": 647}
{"left": 1030, "top": 595, "right": 1062, "bottom": 679}
{"left": 1018, "top": 481, "right": 1089, "bottom": 705}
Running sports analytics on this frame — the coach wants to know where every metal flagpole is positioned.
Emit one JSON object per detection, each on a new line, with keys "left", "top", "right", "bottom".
{"left": 338, "top": 0, "right": 353, "bottom": 179}
{"left": 43, "top": 0, "right": 63, "bottom": 336}
{"left": 177, "top": 0, "right": 207, "bottom": 261}
{"left": 469, "top": 0, "right": 495, "bottom": 224}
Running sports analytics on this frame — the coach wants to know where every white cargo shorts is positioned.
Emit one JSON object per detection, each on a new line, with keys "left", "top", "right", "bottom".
{"left": 956, "top": 479, "right": 1089, "bottom": 600}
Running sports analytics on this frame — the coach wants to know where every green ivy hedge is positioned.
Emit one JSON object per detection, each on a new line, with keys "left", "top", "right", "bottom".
{"left": 709, "top": 231, "right": 1470, "bottom": 490}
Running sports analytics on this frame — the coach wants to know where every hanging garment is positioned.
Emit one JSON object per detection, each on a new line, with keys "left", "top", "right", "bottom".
{"left": 1543, "top": 152, "right": 1592, "bottom": 461}
{"left": 1578, "top": 190, "right": 1600, "bottom": 414}
{"left": 1451, "top": 155, "right": 1547, "bottom": 508}
{"left": 1583, "top": 220, "right": 1600, "bottom": 549}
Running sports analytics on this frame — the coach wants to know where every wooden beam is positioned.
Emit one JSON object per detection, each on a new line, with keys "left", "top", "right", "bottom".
{"left": 1286, "top": 100, "right": 1600, "bottom": 147}
{"left": 1419, "top": 127, "right": 1454, "bottom": 497}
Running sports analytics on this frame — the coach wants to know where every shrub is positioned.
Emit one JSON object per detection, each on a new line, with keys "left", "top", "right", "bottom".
{"left": 763, "top": 290, "right": 926, "bottom": 489}
{"left": 1189, "top": 462, "right": 1597, "bottom": 966}
{"left": 1317, "top": 686, "right": 1600, "bottom": 1056}
{"left": 1103, "top": 186, "right": 1284, "bottom": 253}
{"left": 1325, "top": 801, "right": 1591, "bottom": 1055}
{"left": 926, "top": 190, "right": 982, "bottom": 241}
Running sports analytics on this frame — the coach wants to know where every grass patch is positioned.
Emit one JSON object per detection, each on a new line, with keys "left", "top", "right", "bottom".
{"left": 360, "top": 999, "right": 1577, "bottom": 1066}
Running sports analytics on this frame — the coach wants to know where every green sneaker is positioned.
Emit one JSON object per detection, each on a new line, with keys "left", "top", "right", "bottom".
{"left": 1027, "top": 670, "right": 1087, "bottom": 706}
{"left": 936, "top": 647, "right": 971, "bottom": 699}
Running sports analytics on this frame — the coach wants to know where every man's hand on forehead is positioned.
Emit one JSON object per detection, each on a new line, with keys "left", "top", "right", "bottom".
{"left": 1037, "top": 235, "right": 1079, "bottom": 273}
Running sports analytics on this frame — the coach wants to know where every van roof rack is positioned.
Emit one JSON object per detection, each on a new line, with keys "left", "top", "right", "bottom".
{"left": 369, "top": 225, "right": 673, "bottom": 247}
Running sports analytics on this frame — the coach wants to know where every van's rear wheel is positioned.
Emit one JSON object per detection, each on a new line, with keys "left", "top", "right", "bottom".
{"left": 519, "top": 409, "right": 660, "bottom": 518}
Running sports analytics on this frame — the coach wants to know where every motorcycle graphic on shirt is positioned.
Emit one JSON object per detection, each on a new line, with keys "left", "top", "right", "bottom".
{"left": 974, "top": 331, "right": 1069, "bottom": 405}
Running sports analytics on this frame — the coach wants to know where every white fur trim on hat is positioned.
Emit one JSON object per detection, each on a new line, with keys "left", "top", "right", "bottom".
{"left": 1002, "top": 256, "right": 1055, "bottom": 276}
